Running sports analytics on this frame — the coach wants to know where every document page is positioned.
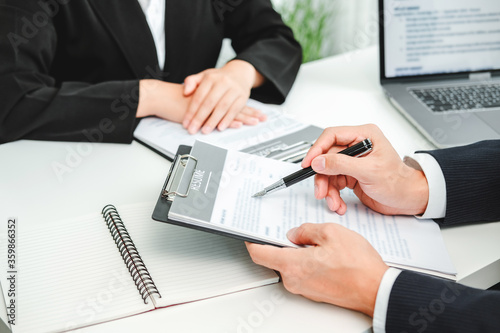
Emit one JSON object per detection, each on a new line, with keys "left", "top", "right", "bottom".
{"left": 134, "top": 99, "right": 316, "bottom": 159}
{"left": 170, "top": 142, "right": 456, "bottom": 276}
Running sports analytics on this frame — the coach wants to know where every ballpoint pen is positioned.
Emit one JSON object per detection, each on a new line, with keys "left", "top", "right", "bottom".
{"left": 251, "top": 138, "right": 373, "bottom": 198}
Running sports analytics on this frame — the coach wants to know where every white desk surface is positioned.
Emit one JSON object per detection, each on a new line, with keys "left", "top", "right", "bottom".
{"left": 1, "top": 46, "right": 499, "bottom": 333}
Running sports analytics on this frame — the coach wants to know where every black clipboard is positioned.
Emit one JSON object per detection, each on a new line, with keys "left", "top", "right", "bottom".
{"left": 151, "top": 145, "right": 286, "bottom": 247}
{"left": 152, "top": 144, "right": 192, "bottom": 226}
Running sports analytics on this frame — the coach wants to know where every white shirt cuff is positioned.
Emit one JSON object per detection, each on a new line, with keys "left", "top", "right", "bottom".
{"left": 372, "top": 268, "right": 402, "bottom": 333}
{"left": 403, "top": 153, "right": 446, "bottom": 219}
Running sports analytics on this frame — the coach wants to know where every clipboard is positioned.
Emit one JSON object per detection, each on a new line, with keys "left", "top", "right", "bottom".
{"left": 152, "top": 144, "right": 288, "bottom": 246}
{"left": 152, "top": 145, "right": 194, "bottom": 227}
{"left": 152, "top": 143, "right": 460, "bottom": 279}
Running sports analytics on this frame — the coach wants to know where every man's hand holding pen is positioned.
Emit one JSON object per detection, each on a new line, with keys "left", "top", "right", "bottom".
{"left": 246, "top": 124, "right": 433, "bottom": 318}
{"left": 301, "top": 124, "right": 430, "bottom": 216}
{"left": 252, "top": 138, "right": 372, "bottom": 198}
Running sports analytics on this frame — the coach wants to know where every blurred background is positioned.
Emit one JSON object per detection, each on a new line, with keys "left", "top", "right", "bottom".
{"left": 218, "top": 0, "right": 378, "bottom": 65}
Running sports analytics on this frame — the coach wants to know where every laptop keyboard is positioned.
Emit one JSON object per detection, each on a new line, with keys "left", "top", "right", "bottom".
{"left": 410, "top": 83, "right": 500, "bottom": 112}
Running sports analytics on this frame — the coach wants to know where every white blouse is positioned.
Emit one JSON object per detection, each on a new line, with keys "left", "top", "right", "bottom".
{"left": 137, "top": 0, "right": 166, "bottom": 70}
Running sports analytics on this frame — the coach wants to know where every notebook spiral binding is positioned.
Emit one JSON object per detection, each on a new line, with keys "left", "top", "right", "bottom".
{"left": 102, "top": 204, "right": 161, "bottom": 304}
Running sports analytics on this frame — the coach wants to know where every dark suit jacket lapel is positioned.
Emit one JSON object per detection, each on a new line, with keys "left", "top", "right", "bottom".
{"left": 163, "top": 0, "right": 217, "bottom": 83}
{"left": 88, "top": 0, "right": 159, "bottom": 78}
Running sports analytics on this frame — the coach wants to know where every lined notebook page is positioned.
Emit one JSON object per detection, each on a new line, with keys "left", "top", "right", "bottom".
{"left": 17, "top": 209, "right": 151, "bottom": 333}
{"left": 116, "top": 204, "right": 279, "bottom": 308}
{"left": 14, "top": 202, "right": 278, "bottom": 332}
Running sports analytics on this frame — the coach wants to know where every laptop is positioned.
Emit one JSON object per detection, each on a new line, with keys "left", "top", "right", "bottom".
{"left": 379, "top": 0, "right": 500, "bottom": 147}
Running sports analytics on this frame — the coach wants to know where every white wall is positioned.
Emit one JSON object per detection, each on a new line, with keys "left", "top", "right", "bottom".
{"left": 216, "top": 0, "right": 378, "bottom": 66}
{"left": 327, "top": 0, "right": 378, "bottom": 55}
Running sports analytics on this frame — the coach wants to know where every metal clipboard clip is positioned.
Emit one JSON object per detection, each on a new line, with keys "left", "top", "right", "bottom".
{"left": 161, "top": 154, "right": 198, "bottom": 201}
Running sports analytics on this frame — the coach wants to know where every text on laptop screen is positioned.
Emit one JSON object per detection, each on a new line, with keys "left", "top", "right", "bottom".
{"left": 384, "top": 0, "right": 500, "bottom": 78}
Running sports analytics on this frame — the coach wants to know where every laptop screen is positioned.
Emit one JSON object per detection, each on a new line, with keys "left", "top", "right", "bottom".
{"left": 382, "top": 0, "right": 500, "bottom": 79}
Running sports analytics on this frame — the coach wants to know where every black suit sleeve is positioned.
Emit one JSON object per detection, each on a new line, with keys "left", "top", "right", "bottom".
{"left": 418, "top": 140, "right": 500, "bottom": 225}
{"left": 0, "top": 2, "right": 139, "bottom": 144}
{"left": 221, "top": 0, "right": 302, "bottom": 104}
{"left": 386, "top": 271, "right": 500, "bottom": 333}
{"left": 385, "top": 141, "right": 500, "bottom": 332}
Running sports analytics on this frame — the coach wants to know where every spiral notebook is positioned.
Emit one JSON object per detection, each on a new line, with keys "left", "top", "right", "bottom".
{"left": 11, "top": 203, "right": 278, "bottom": 333}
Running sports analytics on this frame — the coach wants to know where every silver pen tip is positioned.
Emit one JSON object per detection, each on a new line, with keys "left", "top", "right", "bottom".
{"left": 251, "top": 190, "right": 266, "bottom": 198}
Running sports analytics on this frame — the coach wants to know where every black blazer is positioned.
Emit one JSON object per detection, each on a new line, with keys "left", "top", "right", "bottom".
{"left": 0, "top": 0, "right": 302, "bottom": 143}
{"left": 386, "top": 140, "right": 500, "bottom": 333}
{"left": 421, "top": 140, "right": 500, "bottom": 225}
